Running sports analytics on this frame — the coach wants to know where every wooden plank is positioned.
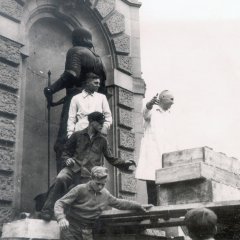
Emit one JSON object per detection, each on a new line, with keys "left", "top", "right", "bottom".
{"left": 162, "top": 146, "right": 240, "bottom": 174}
{"left": 100, "top": 200, "right": 240, "bottom": 224}
{"left": 204, "top": 147, "right": 240, "bottom": 173}
{"left": 201, "top": 163, "right": 240, "bottom": 188}
{"left": 156, "top": 162, "right": 240, "bottom": 188}
{"left": 162, "top": 147, "right": 205, "bottom": 168}
{"left": 156, "top": 162, "right": 204, "bottom": 184}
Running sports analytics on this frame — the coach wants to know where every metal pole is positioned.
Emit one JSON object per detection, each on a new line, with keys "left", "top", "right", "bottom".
{"left": 47, "top": 70, "right": 51, "bottom": 189}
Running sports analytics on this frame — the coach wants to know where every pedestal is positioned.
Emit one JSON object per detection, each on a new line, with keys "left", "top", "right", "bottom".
{"left": 1, "top": 219, "right": 60, "bottom": 240}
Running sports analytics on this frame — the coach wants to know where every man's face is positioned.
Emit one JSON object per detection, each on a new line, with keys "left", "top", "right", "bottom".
{"left": 160, "top": 92, "right": 174, "bottom": 110}
{"left": 85, "top": 78, "right": 100, "bottom": 93}
{"left": 91, "top": 178, "right": 107, "bottom": 192}
{"left": 91, "top": 121, "right": 104, "bottom": 133}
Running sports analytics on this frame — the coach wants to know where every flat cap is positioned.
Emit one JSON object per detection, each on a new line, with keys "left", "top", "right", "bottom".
{"left": 91, "top": 166, "right": 108, "bottom": 179}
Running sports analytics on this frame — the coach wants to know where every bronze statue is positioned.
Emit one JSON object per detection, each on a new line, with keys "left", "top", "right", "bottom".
{"left": 44, "top": 26, "right": 107, "bottom": 172}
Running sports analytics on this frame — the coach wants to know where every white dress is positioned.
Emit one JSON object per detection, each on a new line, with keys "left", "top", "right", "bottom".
{"left": 135, "top": 105, "right": 174, "bottom": 181}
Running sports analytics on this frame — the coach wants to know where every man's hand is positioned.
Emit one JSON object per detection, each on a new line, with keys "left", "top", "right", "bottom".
{"left": 146, "top": 94, "right": 159, "bottom": 109}
{"left": 44, "top": 87, "right": 53, "bottom": 107}
{"left": 65, "top": 158, "right": 75, "bottom": 167}
{"left": 124, "top": 160, "right": 136, "bottom": 172}
{"left": 58, "top": 218, "right": 69, "bottom": 231}
{"left": 139, "top": 204, "right": 153, "bottom": 213}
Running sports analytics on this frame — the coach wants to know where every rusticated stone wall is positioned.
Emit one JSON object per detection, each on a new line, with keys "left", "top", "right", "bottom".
{"left": 0, "top": 34, "right": 22, "bottom": 228}
{"left": 0, "top": 0, "right": 145, "bottom": 227}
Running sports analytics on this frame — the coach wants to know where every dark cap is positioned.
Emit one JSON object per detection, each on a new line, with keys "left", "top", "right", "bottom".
{"left": 88, "top": 112, "right": 105, "bottom": 124}
{"left": 185, "top": 207, "right": 217, "bottom": 239}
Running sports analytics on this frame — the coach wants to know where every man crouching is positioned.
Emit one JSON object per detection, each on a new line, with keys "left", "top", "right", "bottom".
{"left": 55, "top": 166, "right": 150, "bottom": 240}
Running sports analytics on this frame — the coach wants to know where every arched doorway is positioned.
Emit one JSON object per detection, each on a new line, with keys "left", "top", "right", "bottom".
{"left": 20, "top": 8, "right": 114, "bottom": 211}
{"left": 21, "top": 17, "right": 72, "bottom": 211}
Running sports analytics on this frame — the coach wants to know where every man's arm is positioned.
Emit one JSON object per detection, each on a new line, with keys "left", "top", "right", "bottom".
{"left": 143, "top": 94, "right": 159, "bottom": 121}
{"left": 102, "top": 139, "right": 136, "bottom": 171}
{"left": 102, "top": 95, "right": 112, "bottom": 131}
{"left": 67, "top": 97, "right": 78, "bottom": 138}
{"left": 61, "top": 133, "right": 77, "bottom": 165}
{"left": 107, "top": 192, "right": 151, "bottom": 212}
{"left": 54, "top": 185, "right": 82, "bottom": 230}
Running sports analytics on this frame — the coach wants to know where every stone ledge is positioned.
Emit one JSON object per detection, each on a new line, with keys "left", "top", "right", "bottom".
{"left": 2, "top": 219, "right": 60, "bottom": 239}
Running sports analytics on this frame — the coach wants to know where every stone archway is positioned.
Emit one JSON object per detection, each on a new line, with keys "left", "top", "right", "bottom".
{"left": 19, "top": 1, "right": 115, "bottom": 212}
{"left": 0, "top": 0, "right": 144, "bottom": 223}
{"left": 21, "top": 17, "right": 72, "bottom": 212}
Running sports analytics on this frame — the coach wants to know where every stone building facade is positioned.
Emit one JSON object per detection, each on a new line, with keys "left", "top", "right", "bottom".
{"left": 0, "top": 0, "right": 145, "bottom": 228}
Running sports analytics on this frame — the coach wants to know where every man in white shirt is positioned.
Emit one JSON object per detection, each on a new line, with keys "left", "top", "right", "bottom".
{"left": 135, "top": 90, "right": 174, "bottom": 205}
{"left": 67, "top": 72, "right": 112, "bottom": 138}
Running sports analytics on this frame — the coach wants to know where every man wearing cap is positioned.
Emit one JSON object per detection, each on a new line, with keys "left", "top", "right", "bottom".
{"left": 67, "top": 72, "right": 112, "bottom": 139}
{"left": 40, "top": 112, "right": 136, "bottom": 221}
{"left": 185, "top": 207, "right": 217, "bottom": 240}
{"left": 135, "top": 90, "right": 175, "bottom": 205}
{"left": 55, "top": 166, "right": 151, "bottom": 240}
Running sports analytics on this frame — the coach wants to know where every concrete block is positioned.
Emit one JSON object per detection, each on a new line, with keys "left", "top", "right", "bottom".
{"left": 159, "top": 179, "right": 240, "bottom": 206}
{"left": 2, "top": 219, "right": 60, "bottom": 239}
{"left": 162, "top": 146, "right": 240, "bottom": 173}
{"left": 156, "top": 162, "right": 240, "bottom": 188}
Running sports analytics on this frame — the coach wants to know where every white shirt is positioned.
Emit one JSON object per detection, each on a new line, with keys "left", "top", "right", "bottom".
{"left": 135, "top": 105, "right": 175, "bottom": 181}
{"left": 67, "top": 90, "right": 112, "bottom": 137}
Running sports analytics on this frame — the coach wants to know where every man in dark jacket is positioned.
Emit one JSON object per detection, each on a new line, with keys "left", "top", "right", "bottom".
{"left": 55, "top": 166, "right": 150, "bottom": 240}
{"left": 40, "top": 112, "right": 136, "bottom": 221}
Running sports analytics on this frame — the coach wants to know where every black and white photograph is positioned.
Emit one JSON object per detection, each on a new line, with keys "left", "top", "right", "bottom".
{"left": 0, "top": 0, "right": 240, "bottom": 239}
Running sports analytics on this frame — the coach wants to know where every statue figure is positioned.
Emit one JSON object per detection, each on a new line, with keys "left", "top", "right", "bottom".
{"left": 44, "top": 26, "right": 107, "bottom": 172}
